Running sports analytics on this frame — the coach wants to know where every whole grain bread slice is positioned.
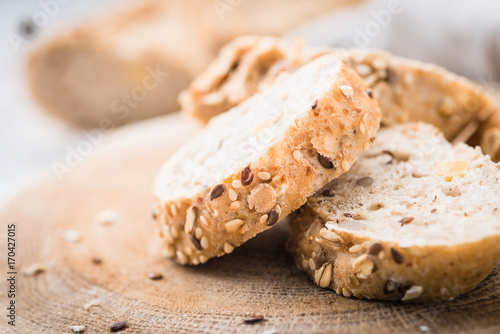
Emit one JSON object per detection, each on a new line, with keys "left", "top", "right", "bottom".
{"left": 153, "top": 54, "right": 380, "bottom": 265}
{"left": 287, "top": 122, "right": 500, "bottom": 302}
{"left": 180, "top": 36, "right": 490, "bottom": 141}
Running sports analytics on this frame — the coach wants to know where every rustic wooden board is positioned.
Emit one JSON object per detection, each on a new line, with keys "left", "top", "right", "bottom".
{"left": 1, "top": 113, "right": 499, "bottom": 334}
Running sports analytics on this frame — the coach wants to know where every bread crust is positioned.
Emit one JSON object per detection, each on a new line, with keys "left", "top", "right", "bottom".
{"left": 287, "top": 123, "right": 500, "bottom": 302}
{"left": 154, "top": 56, "right": 380, "bottom": 265}
{"left": 287, "top": 205, "right": 500, "bottom": 302}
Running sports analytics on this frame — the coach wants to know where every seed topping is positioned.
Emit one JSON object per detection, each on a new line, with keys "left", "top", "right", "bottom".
{"left": 390, "top": 247, "right": 404, "bottom": 264}
{"left": 318, "top": 154, "right": 334, "bottom": 169}
{"left": 241, "top": 167, "right": 254, "bottom": 186}
{"left": 210, "top": 184, "right": 225, "bottom": 200}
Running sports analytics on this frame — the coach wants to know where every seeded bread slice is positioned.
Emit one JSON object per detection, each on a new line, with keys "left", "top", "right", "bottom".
{"left": 180, "top": 36, "right": 490, "bottom": 141}
{"left": 287, "top": 123, "right": 500, "bottom": 302}
{"left": 153, "top": 55, "right": 380, "bottom": 265}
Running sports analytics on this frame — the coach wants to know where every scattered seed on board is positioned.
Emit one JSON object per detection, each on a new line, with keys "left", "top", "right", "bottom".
{"left": 110, "top": 320, "right": 128, "bottom": 331}
{"left": 148, "top": 272, "right": 163, "bottom": 280}
{"left": 70, "top": 325, "right": 86, "bottom": 333}
{"left": 243, "top": 315, "right": 264, "bottom": 324}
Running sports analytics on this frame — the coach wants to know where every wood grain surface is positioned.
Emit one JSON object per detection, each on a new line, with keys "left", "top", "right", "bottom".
{"left": 1, "top": 113, "right": 499, "bottom": 334}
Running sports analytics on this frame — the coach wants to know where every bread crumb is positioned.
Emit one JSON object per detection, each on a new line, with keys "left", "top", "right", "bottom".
{"left": 83, "top": 299, "right": 100, "bottom": 310}
{"left": 70, "top": 325, "right": 86, "bottom": 332}
{"left": 22, "top": 263, "right": 47, "bottom": 276}
{"left": 340, "top": 85, "right": 354, "bottom": 98}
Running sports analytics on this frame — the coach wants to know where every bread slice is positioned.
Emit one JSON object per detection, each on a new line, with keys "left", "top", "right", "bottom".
{"left": 180, "top": 36, "right": 490, "bottom": 141}
{"left": 179, "top": 36, "right": 309, "bottom": 124}
{"left": 153, "top": 55, "right": 380, "bottom": 265}
{"left": 287, "top": 123, "right": 500, "bottom": 302}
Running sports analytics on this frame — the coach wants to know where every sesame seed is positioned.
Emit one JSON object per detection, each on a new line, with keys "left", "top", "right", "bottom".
{"left": 200, "top": 216, "right": 208, "bottom": 227}
{"left": 340, "top": 85, "right": 353, "bottom": 98}
{"left": 184, "top": 207, "right": 196, "bottom": 234}
{"left": 230, "top": 201, "right": 241, "bottom": 210}
{"left": 349, "top": 245, "right": 363, "bottom": 253}
{"left": 258, "top": 172, "right": 271, "bottom": 181}
{"left": 224, "top": 242, "right": 234, "bottom": 254}
{"left": 359, "top": 122, "right": 366, "bottom": 134}
{"left": 259, "top": 214, "right": 268, "bottom": 224}
{"left": 199, "top": 255, "right": 208, "bottom": 264}
{"left": 228, "top": 188, "right": 238, "bottom": 201}
{"left": 232, "top": 180, "right": 242, "bottom": 188}
{"left": 195, "top": 227, "right": 203, "bottom": 239}
{"left": 170, "top": 204, "right": 177, "bottom": 216}
{"left": 355, "top": 64, "right": 372, "bottom": 76}
{"left": 200, "top": 236, "right": 209, "bottom": 249}
{"left": 341, "top": 160, "right": 350, "bottom": 172}
{"left": 225, "top": 219, "right": 245, "bottom": 233}
{"left": 170, "top": 225, "right": 179, "bottom": 238}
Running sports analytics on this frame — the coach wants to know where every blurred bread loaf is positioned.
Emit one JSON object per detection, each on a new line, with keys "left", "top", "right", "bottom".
{"left": 28, "top": 0, "right": 356, "bottom": 128}
{"left": 180, "top": 36, "right": 490, "bottom": 142}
